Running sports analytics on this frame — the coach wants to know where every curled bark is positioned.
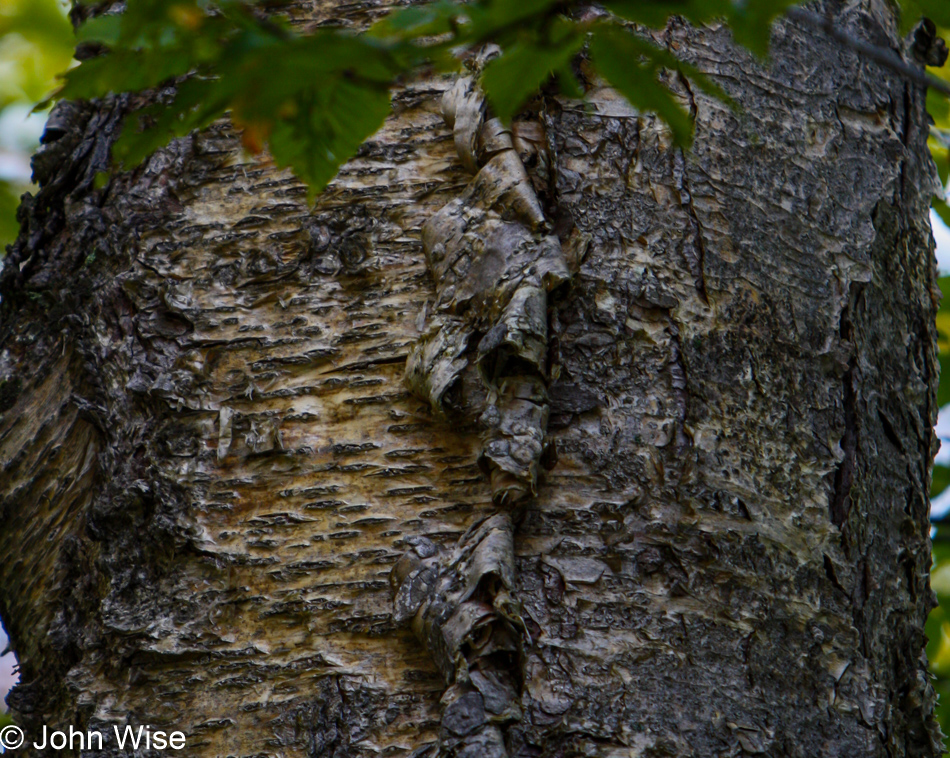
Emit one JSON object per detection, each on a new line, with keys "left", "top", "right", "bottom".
{"left": 397, "top": 61, "right": 571, "bottom": 754}
{"left": 407, "top": 66, "right": 570, "bottom": 506}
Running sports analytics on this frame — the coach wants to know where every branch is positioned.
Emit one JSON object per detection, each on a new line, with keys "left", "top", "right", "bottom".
{"left": 786, "top": 7, "right": 950, "bottom": 97}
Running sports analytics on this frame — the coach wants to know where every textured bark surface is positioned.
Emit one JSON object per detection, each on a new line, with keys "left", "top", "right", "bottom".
{"left": 0, "top": 1, "right": 943, "bottom": 756}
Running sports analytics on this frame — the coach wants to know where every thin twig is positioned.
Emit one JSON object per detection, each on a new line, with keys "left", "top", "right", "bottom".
{"left": 786, "top": 7, "right": 950, "bottom": 97}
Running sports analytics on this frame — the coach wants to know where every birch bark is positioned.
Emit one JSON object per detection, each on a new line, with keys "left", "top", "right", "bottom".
{"left": 0, "top": 1, "right": 943, "bottom": 756}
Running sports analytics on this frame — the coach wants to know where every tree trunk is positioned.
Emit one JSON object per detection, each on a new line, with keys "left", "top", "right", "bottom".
{"left": 0, "top": 2, "right": 943, "bottom": 756}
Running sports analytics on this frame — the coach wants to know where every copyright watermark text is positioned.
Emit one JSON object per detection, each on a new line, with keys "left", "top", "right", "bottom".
{"left": 0, "top": 724, "right": 186, "bottom": 752}
{"left": 0, "top": 726, "right": 23, "bottom": 751}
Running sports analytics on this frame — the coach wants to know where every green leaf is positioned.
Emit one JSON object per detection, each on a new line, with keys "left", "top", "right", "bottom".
{"left": 367, "top": 1, "right": 461, "bottom": 41}
{"left": 267, "top": 78, "right": 392, "bottom": 197}
{"left": 35, "top": 0, "right": 780, "bottom": 199}
{"left": 0, "top": 0, "right": 73, "bottom": 109}
{"left": 220, "top": 31, "right": 399, "bottom": 123}
{"left": 916, "top": 0, "right": 950, "bottom": 28}
{"left": 76, "top": 14, "right": 124, "bottom": 46}
{"left": 0, "top": 0, "right": 74, "bottom": 49}
{"left": 465, "top": 0, "right": 563, "bottom": 39}
{"left": 555, "top": 64, "right": 585, "bottom": 100}
{"left": 589, "top": 25, "right": 693, "bottom": 145}
{"left": 609, "top": 28, "right": 735, "bottom": 108}
{"left": 56, "top": 49, "right": 196, "bottom": 101}
{"left": 481, "top": 22, "right": 585, "bottom": 123}
{"left": 113, "top": 76, "right": 229, "bottom": 167}
{"left": 603, "top": 0, "right": 804, "bottom": 57}
{"left": 118, "top": 0, "right": 204, "bottom": 46}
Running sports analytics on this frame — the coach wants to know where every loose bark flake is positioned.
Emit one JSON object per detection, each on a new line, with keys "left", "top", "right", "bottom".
{"left": 397, "top": 57, "right": 572, "bottom": 756}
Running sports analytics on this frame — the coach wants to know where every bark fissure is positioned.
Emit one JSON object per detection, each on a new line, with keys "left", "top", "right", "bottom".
{"left": 675, "top": 154, "right": 710, "bottom": 305}
{"left": 672, "top": 67, "right": 709, "bottom": 304}
{"left": 831, "top": 291, "right": 858, "bottom": 529}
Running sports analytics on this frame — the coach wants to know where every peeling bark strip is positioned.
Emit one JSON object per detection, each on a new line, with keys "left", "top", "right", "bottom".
{"left": 406, "top": 55, "right": 570, "bottom": 507}
{"left": 391, "top": 517, "right": 521, "bottom": 758}
{"left": 399, "top": 54, "right": 569, "bottom": 755}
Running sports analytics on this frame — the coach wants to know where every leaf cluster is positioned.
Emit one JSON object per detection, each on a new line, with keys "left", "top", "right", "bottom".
{"left": 51, "top": 0, "right": 812, "bottom": 195}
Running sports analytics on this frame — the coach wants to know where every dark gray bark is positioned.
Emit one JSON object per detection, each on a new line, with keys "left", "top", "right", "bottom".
{"left": 0, "top": 1, "right": 942, "bottom": 756}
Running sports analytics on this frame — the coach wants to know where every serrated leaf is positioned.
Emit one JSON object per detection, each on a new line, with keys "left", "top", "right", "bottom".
{"left": 56, "top": 49, "right": 195, "bottom": 100}
{"left": 220, "top": 32, "right": 398, "bottom": 125}
{"left": 39, "top": 0, "right": 773, "bottom": 201}
{"left": 120, "top": 0, "right": 203, "bottom": 45}
{"left": 589, "top": 25, "right": 693, "bottom": 145}
{"left": 481, "top": 24, "right": 585, "bottom": 123}
{"left": 245, "top": 32, "right": 396, "bottom": 87}
{"left": 603, "top": 0, "right": 804, "bottom": 57}
{"left": 608, "top": 29, "right": 736, "bottom": 109}
{"left": 266, "top": 78, "right": 392, "bottom": 198}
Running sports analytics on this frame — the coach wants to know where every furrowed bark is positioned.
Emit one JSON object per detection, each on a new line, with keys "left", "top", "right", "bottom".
{"left": 0, "top": 1, "right": 942, "bottom": 756}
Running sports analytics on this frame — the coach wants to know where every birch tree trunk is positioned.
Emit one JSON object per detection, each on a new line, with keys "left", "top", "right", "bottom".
{"left": 0, "top": 1, "right": 944, "bottom": 756}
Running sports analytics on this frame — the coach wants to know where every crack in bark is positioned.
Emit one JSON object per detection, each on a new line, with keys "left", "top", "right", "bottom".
{"left": 831, "top": 303, "right": 857, "bottom": 529}
{"left": 666, "top": 317, "right": 693, "bottom": 457}
{"left": 674, "top": 150, "right": 710, "bottom": 305}
{"left": 670, "top": 32, "right": 708, "bottom": 304}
